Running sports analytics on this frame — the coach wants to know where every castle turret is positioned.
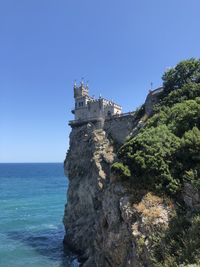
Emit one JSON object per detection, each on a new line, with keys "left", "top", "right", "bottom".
{"left": 74, "top": 81, "right": 89, "bottom": 99}
{"left": 72, "top": 81, "right": 91, "bottom": 120}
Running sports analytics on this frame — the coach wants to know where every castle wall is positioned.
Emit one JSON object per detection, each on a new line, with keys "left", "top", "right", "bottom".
{"left": 145, "top": 87, "right": 163, "bottom": 116}
{"left": 75, "top": 107, "right": 89, "bottom": 120}
{"left": 103, "top": 105, "right": 122, "bottom": 117}
{"left": 88, "top": 101, "right": 103, "bottom": 118}
{"left": 73, "top": 84, "right": 122, "bottom": 121}
{"left": 104, "top": 114, "right": 137, "bottom": 144}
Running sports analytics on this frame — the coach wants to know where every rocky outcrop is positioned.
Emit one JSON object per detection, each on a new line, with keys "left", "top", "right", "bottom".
{"left": 63, "top": 114, "right": 175, "bottom": 267}
{"left": 183, "top": 182, "right": 200, "bottom": 213}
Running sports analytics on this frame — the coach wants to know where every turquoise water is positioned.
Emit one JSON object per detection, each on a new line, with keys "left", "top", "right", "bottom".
{"left": 0, "top": 163, "right": 78, "bottom": 267}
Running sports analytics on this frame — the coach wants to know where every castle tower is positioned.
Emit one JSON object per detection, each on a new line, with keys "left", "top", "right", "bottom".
{"left": 74, "top": 80, "right": 89, "bottom": 99}
{"left": 72, "top": 81, "right": 91, "bottom": 120}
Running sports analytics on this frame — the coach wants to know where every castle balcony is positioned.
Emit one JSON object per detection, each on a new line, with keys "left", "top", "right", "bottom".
{"left": 68, "top": 112, "right": 135, "bottom": 127}
{"left": 68, "top": 116, "right": 104, "bottom": 127}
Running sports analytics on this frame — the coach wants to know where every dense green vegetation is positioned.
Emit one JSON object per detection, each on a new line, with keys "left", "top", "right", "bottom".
{"left": 162, "top": 58, "right": 200, "bottom": 93}
{"left": 112, "top": 59, "right": 200, "bottom": 195}
{"left": 112, "top": 58, "right": 200, "bottom": 266}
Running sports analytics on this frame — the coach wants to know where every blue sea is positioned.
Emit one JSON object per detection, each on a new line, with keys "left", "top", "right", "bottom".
{"left": 0, "top": 163, "right": 78, "bottom": 267}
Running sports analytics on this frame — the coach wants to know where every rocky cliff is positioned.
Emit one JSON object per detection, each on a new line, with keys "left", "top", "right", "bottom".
{"left": 64, "top": 59, "right": 200, "bottom": 266}
{"left": 63, "top": 113, "right": 175, "bottom": 267}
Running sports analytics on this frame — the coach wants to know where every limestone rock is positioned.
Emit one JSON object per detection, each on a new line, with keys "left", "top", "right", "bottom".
{"left": 63, "top": 115, "right": 174, "bottom": 267}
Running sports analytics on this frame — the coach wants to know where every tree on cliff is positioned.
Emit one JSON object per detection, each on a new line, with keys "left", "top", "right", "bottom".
{"left": 112, "top": 58, "right": 200, "bottom": 266}
{"left": 162, "top": 58, "right": 200, "bottom": 92}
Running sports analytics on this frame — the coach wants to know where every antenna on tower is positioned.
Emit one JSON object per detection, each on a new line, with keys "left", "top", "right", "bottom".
{"left": 150, "top": 82, "right": 153, "bottom": 90}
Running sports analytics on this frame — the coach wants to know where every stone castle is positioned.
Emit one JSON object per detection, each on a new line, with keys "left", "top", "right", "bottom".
{"left": 69, "top": 80, "right": 163, "bottom": 128}
{"left": 71, "top": 81, "right": 122, "bottom": 122}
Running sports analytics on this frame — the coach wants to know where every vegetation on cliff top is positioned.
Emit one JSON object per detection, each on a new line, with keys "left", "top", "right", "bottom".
{"left": 112, "top": 58, "right": 200, "bottom": 196}
{"left": 112, "top": 58, "right": 200, "bottom": 266}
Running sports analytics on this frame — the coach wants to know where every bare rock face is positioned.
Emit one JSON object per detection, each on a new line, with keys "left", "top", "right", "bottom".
{"left": 183, "top": 182, "right": 200, "bottom": 212}
{"left": 63, "top": 116, "right": 174, "bottom": 267}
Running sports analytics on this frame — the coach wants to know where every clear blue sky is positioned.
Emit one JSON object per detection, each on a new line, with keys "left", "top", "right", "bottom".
{"left": 1, "top": 0, "right": 200, "bottom": 163}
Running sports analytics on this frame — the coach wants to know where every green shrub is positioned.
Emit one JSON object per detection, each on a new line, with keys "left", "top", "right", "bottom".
{"left": 154, "top": 82, "right": 200, "bottom": 112}
{"left": 116, "top": 125, "right": 181, "bottom": 194}
{"left": 134, "top": 104, "right": 145, "bottom": 120}
{"left": 152, "top": 214, "right": 200, "bottom": 266}
{"left": 148, "top": 98, "right": 200, "bottom": 137}
{"left": 111, "top": 162, "right": 131, "bottom": 179}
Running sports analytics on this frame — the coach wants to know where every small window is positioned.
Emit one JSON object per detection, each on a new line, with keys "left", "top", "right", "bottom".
{"left": 79, "top": 102, "right": 84, "bottom": 107}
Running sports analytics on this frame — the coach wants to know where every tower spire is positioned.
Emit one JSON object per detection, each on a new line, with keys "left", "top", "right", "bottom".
{"left": 81, "top": 77, "right": 84, "bottom": 85}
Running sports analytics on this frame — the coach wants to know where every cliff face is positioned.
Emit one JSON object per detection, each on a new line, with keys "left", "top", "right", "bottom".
{"left": 64, "top": 59, "right": 200, "bottom": 266}
{"left": 63, "top": 115, "right": 174, "bottom": 267}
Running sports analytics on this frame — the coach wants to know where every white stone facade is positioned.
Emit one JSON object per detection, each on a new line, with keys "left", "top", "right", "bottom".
{"left": 72, "top": 82, "right": 122, "bottom": 121}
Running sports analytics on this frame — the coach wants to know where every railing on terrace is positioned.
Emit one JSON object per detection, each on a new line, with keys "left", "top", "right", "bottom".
{"left": 108, "top": 111, "right": 135, "bottom": 119}
{"left": 68, "top": 111, "right": 135, "bottom": 126}
{"left": 69, "top": 116, "right": 102, "bottom": 126}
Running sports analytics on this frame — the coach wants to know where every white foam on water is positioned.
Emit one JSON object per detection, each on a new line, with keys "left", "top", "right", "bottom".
{"left": 43, "top": 224, "right": 58, "bottom": 230}
{"left": 25, "top": 223, "right": 59, "bottom": 231}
